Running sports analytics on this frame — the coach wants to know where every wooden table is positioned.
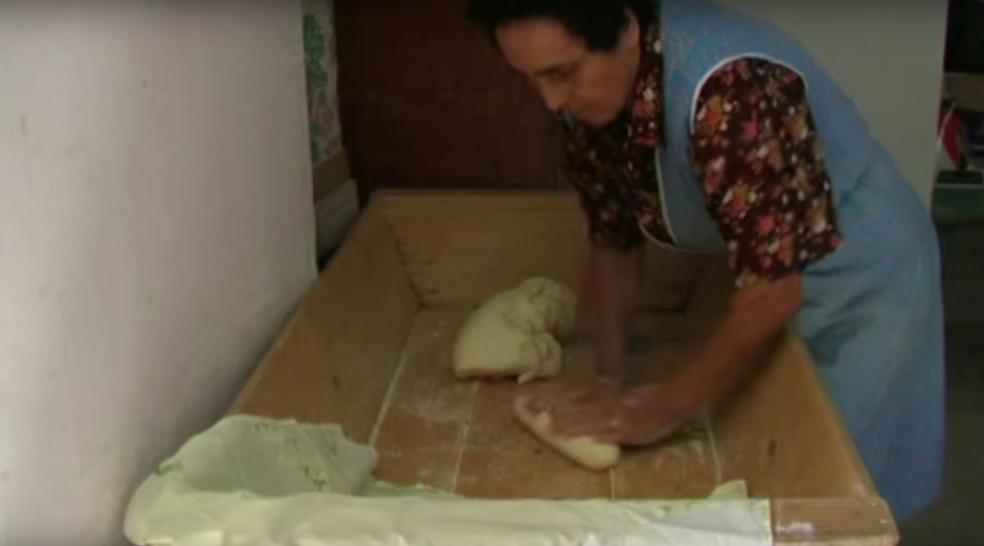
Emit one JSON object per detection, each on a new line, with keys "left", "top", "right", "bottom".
{"left": 228, "top": 190, "right": 899, "bottom": 545}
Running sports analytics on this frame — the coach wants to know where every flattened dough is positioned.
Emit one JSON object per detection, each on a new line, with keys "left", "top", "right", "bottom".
{"left": 512, "top": 394, "right": 620, "bottom": 471}
{"left": 453, "top": 277, "right": 577, "bottom": 383}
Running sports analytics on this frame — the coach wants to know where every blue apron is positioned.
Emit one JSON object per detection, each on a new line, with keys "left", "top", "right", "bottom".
{"left": 653, "top": 0, "right": 945, "bottom": 521}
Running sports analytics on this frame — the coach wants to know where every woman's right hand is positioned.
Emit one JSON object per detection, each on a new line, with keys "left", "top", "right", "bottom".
{"left": 516, "top": 373, "right": 621, "bottom": 416}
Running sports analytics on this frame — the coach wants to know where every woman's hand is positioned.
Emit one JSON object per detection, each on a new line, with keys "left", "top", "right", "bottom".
{"left": 516, "top": 378, "right": 685, "bottom": 446}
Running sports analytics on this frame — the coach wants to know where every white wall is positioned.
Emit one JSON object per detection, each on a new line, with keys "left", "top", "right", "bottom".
{"left": 712, "top": 1, "right": 949, "bottom": 205}
{"left": 0, "top": 2, "right": 315, "bottom": 545}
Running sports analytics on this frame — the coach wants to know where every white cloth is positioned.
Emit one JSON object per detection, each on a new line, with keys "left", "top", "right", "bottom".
{"left": 124, "top": 415, "right": 771, "bottom": 546}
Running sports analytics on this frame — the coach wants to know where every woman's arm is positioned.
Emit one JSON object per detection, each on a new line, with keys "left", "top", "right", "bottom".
{"left": 640, "top": 272, "right": 804, "bottom": 421}
{"left": 518, "top": 245, "right": 641, "bottom": 416}
{"left": 581, "top": 244, "right": 642, "bottom": 383}
{"left": 553, "top": 271, "right": 804, "bottom": 445}
{"left": 550, "top": 57, "right": 841, "bottom": 444}
{"left": 621, "top": 59, "right": 842, "bottom": 437}
{"left": 613, "top": 56, "right": 846, "bottom": 433}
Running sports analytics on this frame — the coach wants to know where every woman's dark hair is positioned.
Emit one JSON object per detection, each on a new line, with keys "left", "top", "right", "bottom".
{"left": 467, "top": 0, "right": 657, "bottom": 52}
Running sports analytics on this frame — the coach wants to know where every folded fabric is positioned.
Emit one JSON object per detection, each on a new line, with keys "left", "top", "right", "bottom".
{"left": 124, "top": 415, "right": 771, "bottom": 546}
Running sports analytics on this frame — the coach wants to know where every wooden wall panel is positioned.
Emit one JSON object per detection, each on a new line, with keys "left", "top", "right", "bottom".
{"left": 335, "top": 0, "right": 563, "bottom": 199}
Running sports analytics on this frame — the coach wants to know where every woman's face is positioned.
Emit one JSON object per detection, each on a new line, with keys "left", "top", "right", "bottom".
{"left": 494, "top": 15, "right": 641, "bottom": 128}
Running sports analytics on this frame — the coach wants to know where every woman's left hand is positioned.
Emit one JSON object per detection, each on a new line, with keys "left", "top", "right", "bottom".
{"left": 518, "top": 379, "right": 685, "bottom": 446}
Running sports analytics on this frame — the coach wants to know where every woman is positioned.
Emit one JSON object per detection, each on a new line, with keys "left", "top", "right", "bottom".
{"left": 467, "top": 0, "right": 944, "bottom": 521}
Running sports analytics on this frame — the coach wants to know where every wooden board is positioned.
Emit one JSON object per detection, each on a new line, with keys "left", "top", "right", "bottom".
{"left": 371, "top": 308, "right": 475, "bottom": 490}
{"left": 614, "top": 313, "right": 721, "bottom": 499}
{"left": 312, "top": 146, "right": 351, "bottom": 202}
{"left": 711, "top": 333, "right": 877, "bottom": 500}
{"left": 381, "top": 191, "right": 588, "bottom": 307}
{"left": 314, "top": 179, "right": 359, "bottom": 259}
{"left": 372, "top": 307, "right": 725, "bottom": 500}
{"left": 454, "top": 377, "right": 613, "bottom": 499}
{"left": 228, "top": 191, "right": 895, "bottom": 545}
{"left": 379, "top": 190, "right": 709, "bottom": 311}
{"left": 228, "top": 198, "right": 419, "bottom": 444}
{"left": 772, "top": 498, "right": 898, "bottom": 546}
{"left": 680, "top": 251, "right": 877, "bottom": 501}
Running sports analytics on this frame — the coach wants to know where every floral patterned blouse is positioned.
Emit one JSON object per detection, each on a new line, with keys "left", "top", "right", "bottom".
{"left": 562, "top": 18, "right": 843, "bottom": 288}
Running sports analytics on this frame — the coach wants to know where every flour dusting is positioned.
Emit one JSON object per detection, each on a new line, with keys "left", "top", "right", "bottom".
{"left": 776, "top": 521, "right": 816, "bottom": 535}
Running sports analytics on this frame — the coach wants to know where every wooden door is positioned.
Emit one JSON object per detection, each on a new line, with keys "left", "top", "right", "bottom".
{"left": 335, "top": 0, "right": 563, "bottom": 200}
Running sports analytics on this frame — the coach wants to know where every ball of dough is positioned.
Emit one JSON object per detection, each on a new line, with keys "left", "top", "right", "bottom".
{"left": 452, "top": 277, "right": 577, "bottom": 383}
{"left": 512, "top": 394, "right": 620, "bottom": 471}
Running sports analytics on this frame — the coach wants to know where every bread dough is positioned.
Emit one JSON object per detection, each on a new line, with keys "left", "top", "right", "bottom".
{"left": 512, "top": 394, "right": 620, "bottom": 471}
{"left": 453, "top": 277, "right": 577, "bottom": 383}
